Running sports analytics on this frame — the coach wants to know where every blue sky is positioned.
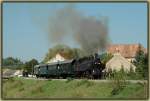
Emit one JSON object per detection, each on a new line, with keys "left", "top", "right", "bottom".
{"left": 3, "top": 3, "right": 148, "bottom": 62}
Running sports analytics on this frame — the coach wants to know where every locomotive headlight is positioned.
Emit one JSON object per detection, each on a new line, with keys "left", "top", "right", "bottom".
{"left": 95, "top": 62, "right": 100, "bottom": 64}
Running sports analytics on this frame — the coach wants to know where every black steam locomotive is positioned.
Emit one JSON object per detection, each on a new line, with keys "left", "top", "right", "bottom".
{"left": 33, "top": 54, "right": 105, "bottom": 79}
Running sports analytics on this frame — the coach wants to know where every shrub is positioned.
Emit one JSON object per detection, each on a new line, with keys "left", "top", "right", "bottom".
{"left": 111, "top": 67, "right": 127, "bottom": 95}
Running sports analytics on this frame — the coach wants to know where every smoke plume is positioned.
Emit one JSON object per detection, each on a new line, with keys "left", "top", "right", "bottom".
{"left": 48, "top": 4, "right": 108, "bottom": 55}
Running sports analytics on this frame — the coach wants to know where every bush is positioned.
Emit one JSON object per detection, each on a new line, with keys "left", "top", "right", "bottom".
{"left": 110, "top": 68, "right": 127, "bottom": 96}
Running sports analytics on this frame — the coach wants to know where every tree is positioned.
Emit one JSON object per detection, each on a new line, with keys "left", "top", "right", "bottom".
{"left": 2, "top": 57, "right": 24, "bottom": 69}
{"left": 111, "top": 68, "right": 127, "bottom": 95}
{"left": 133, "top": 50, "right": 148, "bottom": 79}
{"left": 100, "top": 53, "right": 113, "bottom": 64}
{"left": 3, "top": 57, "right": 23, "bottom": 66}
{"left": 24, "top": 59, "right": 39, "bottom": 73}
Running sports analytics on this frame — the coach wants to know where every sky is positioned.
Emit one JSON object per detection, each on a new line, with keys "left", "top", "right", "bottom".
{"left": 3, "top": 2, "right": 148, "bottom": 62}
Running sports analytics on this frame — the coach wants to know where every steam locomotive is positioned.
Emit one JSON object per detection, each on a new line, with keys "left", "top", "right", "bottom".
{"left": 33, "top": 54, "right": 105, "bottom": 79}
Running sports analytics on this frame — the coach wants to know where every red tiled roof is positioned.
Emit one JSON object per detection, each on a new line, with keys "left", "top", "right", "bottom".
{"left": 106, "top": 44, "right": 147, "bottom": 58}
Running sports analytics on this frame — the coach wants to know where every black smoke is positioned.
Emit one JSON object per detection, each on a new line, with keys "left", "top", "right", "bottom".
{"left": 48, "top": 4, "right": 108, "bottom": 55}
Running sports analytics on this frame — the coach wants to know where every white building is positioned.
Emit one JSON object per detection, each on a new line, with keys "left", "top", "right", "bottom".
{"left": 106, "top": 53, "right": 136, "bottom": 72}
{"left": 47, "top": 53, "right": 66, "bottom": 63}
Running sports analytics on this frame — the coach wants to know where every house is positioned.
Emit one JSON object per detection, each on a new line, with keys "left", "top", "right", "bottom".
{"left": 47, "top": 53, "right": 67, "bottom": 63}
{"left": 106, "top": 44, "right": 147, "bottom": 62}
{"left": 105, "top": 53, "right": 136, "bottom": 72}
{"left": 3, "top": 69, "right": 23, "bottom": 78}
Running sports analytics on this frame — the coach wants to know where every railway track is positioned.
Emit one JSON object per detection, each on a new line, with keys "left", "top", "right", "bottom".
{"left": 19, "top": 77, "right": 147, "bottom": 84}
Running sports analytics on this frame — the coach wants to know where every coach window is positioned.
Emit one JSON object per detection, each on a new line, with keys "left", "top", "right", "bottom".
{"left": 58, "top": 64, "right": 60, "bottom": 69}
{"left": 46, "top": 65, "right": 48, "bottom": 70}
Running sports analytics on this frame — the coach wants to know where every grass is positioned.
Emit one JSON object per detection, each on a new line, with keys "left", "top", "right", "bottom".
{"left": 2, "top": 77, "right": 148, "bottom": 99}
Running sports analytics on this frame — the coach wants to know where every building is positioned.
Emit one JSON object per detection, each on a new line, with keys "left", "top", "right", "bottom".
{"left": 106, "top": 44, "right": 147, "bottom": 62}
{"left": 47, "top": 53, "right": 67, "bottom": 63}
{"left": 3, "top": 69, "right": 23, "bottom": 78}
{"left": 106, "top": 53, "right": 136, "bottom": 72}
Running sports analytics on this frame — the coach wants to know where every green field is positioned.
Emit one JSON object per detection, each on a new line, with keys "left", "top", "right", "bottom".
{"left": 2, "top": 77, "right": 148, "bottom": 99}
